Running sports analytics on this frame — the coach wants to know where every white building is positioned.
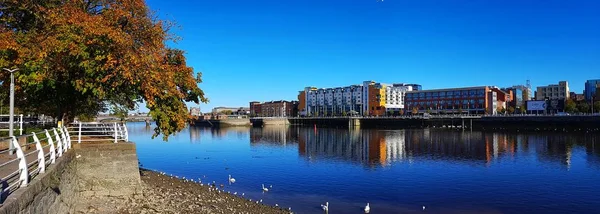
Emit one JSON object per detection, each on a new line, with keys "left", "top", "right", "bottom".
{"left": 299, "top": 81, "right": 417, "bottom": 116}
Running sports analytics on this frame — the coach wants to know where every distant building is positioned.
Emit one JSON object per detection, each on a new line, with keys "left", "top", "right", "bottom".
{"left": 584, "top": 79, "right": 600, "bottom": 101}
{"left": 298, "top": 80, "right": 418, "bottom": 116}
{"left": 536, "top": 81, "right": 570, "bottom": 100}
{"left": 249, "top": 101, "right": 261, "bottom": 116}
{"left": 405, "top": 86, "right": 508, "bottom": 115}
{"left": 190, "top": 107, "right": 201, "bottom": 116}
{"left": 569, "top": 92, "right": 585, "bottom": 101}
{"left": 250, "top": 100, "right": 297, "bottom": 117}
{"left": 212, "top": 107, "right": 249, "bottom": 115}
{"left": 502, "top": 86, "right": 532, "bottom": 111}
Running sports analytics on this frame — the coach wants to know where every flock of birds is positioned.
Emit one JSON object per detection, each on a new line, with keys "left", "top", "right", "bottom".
{"left": 158, "top": 172, "right": 426, "bottom": 213}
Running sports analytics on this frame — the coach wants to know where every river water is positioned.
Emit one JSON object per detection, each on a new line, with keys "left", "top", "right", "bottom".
{"left": 127, "top": 122, "right": 600, "bottom": 214}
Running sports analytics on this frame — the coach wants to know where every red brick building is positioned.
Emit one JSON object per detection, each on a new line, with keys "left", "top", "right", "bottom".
{"left": 249, "top": 100, "right": 298, "bottom": 117}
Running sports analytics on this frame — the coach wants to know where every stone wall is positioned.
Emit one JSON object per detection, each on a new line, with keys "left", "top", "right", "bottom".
{"left": 0, "top": 142, "right": 141, "bottom": 214}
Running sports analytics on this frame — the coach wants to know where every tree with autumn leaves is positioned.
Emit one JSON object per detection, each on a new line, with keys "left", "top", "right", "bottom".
{"left": 0, "top": 0, "right": 207, "bottom": 139}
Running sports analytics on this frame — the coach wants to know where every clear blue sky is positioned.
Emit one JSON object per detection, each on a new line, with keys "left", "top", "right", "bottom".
{"left": 140, "top": 0, "right": 599, "bottom": 113}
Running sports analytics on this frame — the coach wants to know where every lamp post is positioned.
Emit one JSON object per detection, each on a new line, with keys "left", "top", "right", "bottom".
{"left": 3, "top": 68, "right": 18, "bottom": 155}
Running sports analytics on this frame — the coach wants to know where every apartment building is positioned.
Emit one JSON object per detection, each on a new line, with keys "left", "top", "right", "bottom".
{"left": 535, "top": 81, "right": 569, "bottom": 100}
{"left": 298, "top": 81, "right": 418, "bottom": 116}
{"left": 404, "top": 86, "right": 509, "bottom": 115}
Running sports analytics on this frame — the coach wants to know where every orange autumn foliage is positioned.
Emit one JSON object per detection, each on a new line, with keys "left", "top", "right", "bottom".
{"left": 0, "top": 0, "right": 207, "bottom": 139}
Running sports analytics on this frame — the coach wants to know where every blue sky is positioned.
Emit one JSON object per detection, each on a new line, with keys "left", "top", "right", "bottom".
{"left": 140, "top": 0, "right": 599, "bottom": 113}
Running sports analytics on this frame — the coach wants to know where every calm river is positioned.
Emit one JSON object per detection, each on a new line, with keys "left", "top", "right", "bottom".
{"left": 127, "top": 122, "right": 600, "bottom": 214}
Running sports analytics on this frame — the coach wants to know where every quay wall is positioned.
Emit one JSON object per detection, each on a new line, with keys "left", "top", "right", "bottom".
{"left": 253, "top": 116, "right": 600, "bottom": 131}
{"left": 0, "top": 143, "right": 141, "bottom": 214}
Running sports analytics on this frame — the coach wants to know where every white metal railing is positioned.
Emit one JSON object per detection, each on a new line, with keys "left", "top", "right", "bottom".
{"left": 0, "top": 114, "right": 24, "bottom": 135}
{"left": 0, "top": 122, "right": 127, "bottom": 204}
{"left": 0, "top": 126, "right": 70, "bottom": 204}
{"left": 67, "top": 122, "right": 128, "bottom": 143}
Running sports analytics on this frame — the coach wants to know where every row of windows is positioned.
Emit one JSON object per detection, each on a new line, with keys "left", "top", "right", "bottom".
{"left": 406, "top": 99, "right": 485, "bottom": 105}
{"left": 406, "top": 89, "right": 486, "bottom": 98}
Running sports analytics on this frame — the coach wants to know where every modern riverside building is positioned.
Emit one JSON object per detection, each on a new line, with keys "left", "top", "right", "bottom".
{"left": 404, "top": 86, "right": 510, "bottom": 115}
{"left": 297, "top": 81, "right": 418, "bottom": 116}
{"left": 535, "top": 81, "right": 570, "bottom": 100}
{"left": 584, "top": 79, "right": 600, "bottom": 101}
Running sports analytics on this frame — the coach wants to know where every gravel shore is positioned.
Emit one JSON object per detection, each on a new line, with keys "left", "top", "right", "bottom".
{"left": 118, "top": 169, "right": 290, "bottom": 214}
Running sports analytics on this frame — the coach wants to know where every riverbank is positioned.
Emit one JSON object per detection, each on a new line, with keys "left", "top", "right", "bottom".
{"left": 118, "top": 169, "right": 289, "bottom": 214}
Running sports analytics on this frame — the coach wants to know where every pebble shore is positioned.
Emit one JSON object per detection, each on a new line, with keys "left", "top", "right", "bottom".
{"left": 117, "top": 169, "right": 290, "bottom": 214}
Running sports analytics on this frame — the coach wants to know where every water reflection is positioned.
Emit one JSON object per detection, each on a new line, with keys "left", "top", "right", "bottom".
{"left": 243, "top": 126, "right": 600, "bottom": 169}
{"left": 250, "top": 126, "right": 297, "bottom": 146}
{"left": 136, "top": 122, "right": 600, "bottom": 170}
{"left": 189, "top": 126, "right": 250, "bottom": 142}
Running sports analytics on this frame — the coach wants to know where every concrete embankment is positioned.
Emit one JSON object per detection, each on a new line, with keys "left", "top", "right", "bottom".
{"left": 193, "top": 119, "right": 251, "bottom": 127}
{"left": 0, "top": 142, "right": 141, "bottom": 214}
{"left": 252, "top": 116, "right": 600, "bottom": 132}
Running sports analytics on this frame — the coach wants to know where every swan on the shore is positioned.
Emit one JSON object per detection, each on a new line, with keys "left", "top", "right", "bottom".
{"left": 423, "top": 206, "right": 426, "bottom": 210}
{"left": 275, "top": 204, "right": 278, "bottom": 207}
{"left": 262, "top": 184, "right": 269, "bottom": 192}
{"left": 321, "top": 202, "right": 329, "bottom": 212}
{"left": 234, "top": 192, "right": 237, "bottom": 195}
{"left": 229, "top": 175, "right": 236, "bottom": 183}
{"left": 364, "top": 203, "right": 370, "bottom": 213}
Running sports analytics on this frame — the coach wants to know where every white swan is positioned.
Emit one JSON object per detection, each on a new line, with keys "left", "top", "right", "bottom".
{"left": 364, "top": 203, "right": 370, "bottom": 213}
{"left": 262, "top": 184, "right": 269, "bottom": 192}
{"left": 321, "top": 202, "right": 329, "bottom": 212}
{"left": 229, "top": 175, "right": 236, "bottom": 183}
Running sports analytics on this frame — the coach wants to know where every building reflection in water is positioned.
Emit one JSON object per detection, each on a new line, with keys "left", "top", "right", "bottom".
{"left": 295, "top": 128, "right": 406, "bottom": 167}
{"left": 189, "top": 126, "right": 250, "bottom": 143}
{"left": 180, "top": 123, "right": 600, "bottom": 169}
{"left": 250, "top": 126, "right": 297, "bottom": 146}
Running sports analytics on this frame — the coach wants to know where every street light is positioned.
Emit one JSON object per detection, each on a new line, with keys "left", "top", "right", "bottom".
{"left": 3, "top": 68, "right": 18, "bottom": 155}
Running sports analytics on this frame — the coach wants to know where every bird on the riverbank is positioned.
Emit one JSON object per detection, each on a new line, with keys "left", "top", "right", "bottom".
{"left": 364, "top": 203, "right": 370, "bottom": 213}
{"left": 242, "top": 193, "right": 245, "bottom": 196}
{"left": 288, "top": 207, "right": 292, "bottom": 211}
{"left": 233, "top": 192, "right": 237, "bottom": 195}
{"left": 423, "top": 206, "right": 426, "bottom": 210}
{"left": 321, "top": 202, "right": 329, "bottom": 212}
{"left": 262, "top": 184, "right": 269, "bottom": 192}
{"left": 229, "top": 175, "right": 236, "bottom": 184}
{"left": 275, "top": 204, "right": 279, "bottom": 207}
{"left": 259, "top": 199, "right": 263, "bottom": 203}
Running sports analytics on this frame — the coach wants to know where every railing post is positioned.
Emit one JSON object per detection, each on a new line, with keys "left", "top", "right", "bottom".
{"left": 123, "top": 123, "right": 129, "bottom": 142}
{"left": 63, "top": 126, "right": 71, "bottom": 148}
{"left": 113, "top": 122, "right": 118, "bottom": 143}
{"left": 60, "top": 127, "right": 70, "bottom": 149}
{"left": 11, "top": 136, "right": 28, "bottom": 187}
{"left": 19, "top": 114, "right": 23, "bottom": 136}
{"left": 78, "top": 122, "right": 82, "bottom": 144}
{"left": 53, "top": 128, "right": 63, "bottom": 157}
{"left": 32, "top": 133, "right": 45, "bottom": 174}
{"left": 45, "top": 130, "right": 56, "bottom": 164}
